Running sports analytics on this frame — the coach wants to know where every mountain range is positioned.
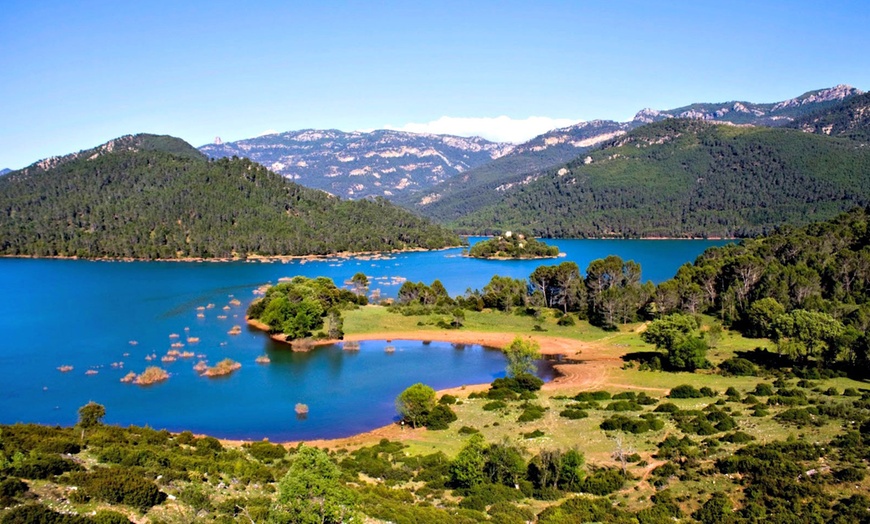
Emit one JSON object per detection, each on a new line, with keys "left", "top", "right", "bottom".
{"left": 196, "top": 85, "right": 861, "bottom": 207}
{"left": 445, "top": 111, "right": 870, "bottom": 238}
{"left": 199, "top": 130, "right": 512, "bottom": 200}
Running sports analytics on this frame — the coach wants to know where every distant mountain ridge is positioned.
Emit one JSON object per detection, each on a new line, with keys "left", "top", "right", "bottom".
{"left": 444, "top": 118, "right": 870, "bottom": 238}
{"left": 633, "top": 84, "right": 863, "bottom": 125}
{"left": 402, "top": 85, "right": 863, "bottom": 217}
{"left": 0, "top": 134, "right": 460, "bottom": 259}
{"left": 198, "top": 129, "right": 512, "bottom": 200}
{"left": 788, "top": 91, "right": 870, "bottom": 141}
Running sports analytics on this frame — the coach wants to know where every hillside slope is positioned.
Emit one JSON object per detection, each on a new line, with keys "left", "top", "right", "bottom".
{"left": 447, "top": 119, "right": 870, "bottom": 238}
{"left": 788, "top": 91, "right": 870, "bottom": 141}
{"left": 404, "top": 85, "right": 863, "bottom": 220}
{"left": 199, "top": 129, "right": 512, "bottom": 200}
{"left": 0, "top": 134, "right": 460, "bottom": 259}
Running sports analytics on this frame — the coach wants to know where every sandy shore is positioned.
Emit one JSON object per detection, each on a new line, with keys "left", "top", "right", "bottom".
{"left": 217, "top": 328, "right": 632, "bottom": 450}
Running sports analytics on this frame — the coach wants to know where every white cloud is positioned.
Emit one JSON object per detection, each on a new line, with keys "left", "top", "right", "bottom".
{"left": 257, "top": 129, "right": 279, "bottom": 137}
{"left": 385, "top": 116, "right": 581, "bottom": 144}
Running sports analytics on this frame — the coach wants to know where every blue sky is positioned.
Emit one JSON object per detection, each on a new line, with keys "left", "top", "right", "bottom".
{"left": 2, "top": 0, "right": 868, "bottom": 169}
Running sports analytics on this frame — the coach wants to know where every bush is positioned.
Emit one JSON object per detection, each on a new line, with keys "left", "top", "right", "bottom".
{"left": 559, "top": 409, "right": 589, "bottom": 420}
{"left": 439, "top": 394, "right": 457, "bottom": 405}
{"left": 580, "top": 468, "right": 625, "bottom": 495}
{"left": 245, "top": 441, "right": 287, "bottom": 463}
{"left": 517, "top": 404, "right": 546, "bottom": 423}
{"left": 483, "top": 401, "right": 507, "bottom": 411}
{"left": 8, "top": 453, "right": 82, "bottom": 479}
{"left": 668, "top": 385, "right": 703, "bottom": 398}
{"left": 458, "top": 426, "right": 479, "bottom": 435}
{"left": 606, "top": 400, "right": 641, "bottom": 411}
{"left": 654, "top": 402, "right": 680, "bottom": 413}
{"left": 523, "top": 429, "right": 545, "bottom": 439}
{"left": 0, "top": 477, "right": 28, "bottom": 500}
{"left": 92, "top": 511, "right": 133, "bottom": 524}
{"left": 718, "top": 357, "right": 758, "bottom": 376}
{"left": 557, "top": 314, "right": 576, "bottom": 326}
{"left": 68, "top": 468, "right": 166, "bottom": 511}
{"left": 753, "top": 383, "right": 774, "bottom": 396}
{"left": 425, "top": 404, "right": 457, "bottom": 430}
{"left": 491, "top": 374, "right": 544, "bottom": 393}
{"left": 574, "top": 391, "right": 611, "bottom": 401}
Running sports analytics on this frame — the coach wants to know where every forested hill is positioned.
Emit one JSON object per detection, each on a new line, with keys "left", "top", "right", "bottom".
{"left": 0, "top": 134, "right": 461, "bottom": 259}
{"left": 788, "top": 91, "right": 870, "bottom": 142}
{"left": 446, "top": 119, "right": 870, "bottom": 238}
{"left": 397, "top": 120, "right": 634, "bottom": 222}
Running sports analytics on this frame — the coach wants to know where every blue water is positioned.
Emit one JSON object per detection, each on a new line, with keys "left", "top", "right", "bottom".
{"left": 0, "top": 238, "right": 729, "bottom": 440}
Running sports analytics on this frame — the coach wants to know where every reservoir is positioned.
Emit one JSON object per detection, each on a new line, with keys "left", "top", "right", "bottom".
{"left": 0, "top": 238, "right": 729, "bottom": 440}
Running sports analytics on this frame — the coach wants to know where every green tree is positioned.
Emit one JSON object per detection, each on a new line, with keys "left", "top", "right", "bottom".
{"left": 326, "top": 308, "right": 343, "bottom": 339}
{"left": 483, "top": 439, "right": 526, "bottom": 487}
{"left": 395, "top": 383, "right": 436, "bottom": 428}
{"left": 668, "top": 336, "right": 709, "bottom": 371}
{"left": 449, "top": 434, "right": 487, "bottom": 488}
{"left": 276, "top": 446, "right": 358, "bottom": 523}
{"left": 504, "top": 336, "right": 541, "bottom": 378}
{"left": 773, "top": 309, "right": 846, "bottom": 364}
{"left": 77, "top": 402, "right": 106, "bottom": 429}
{"left": 641, "top": 314, "right": 699, "bottom": 351}
{"left": 350, "top": 272, "right": 369, "bottom": 296}
{"left": 744, "top": 297, "right": 785, "bottom": 338}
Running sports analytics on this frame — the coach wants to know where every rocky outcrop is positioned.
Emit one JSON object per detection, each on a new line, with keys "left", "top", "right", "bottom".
{"left": 199, "top": 129, "right": 512, "bottom": 200}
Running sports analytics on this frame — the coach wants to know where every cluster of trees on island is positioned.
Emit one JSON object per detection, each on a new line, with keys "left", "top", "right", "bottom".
{"left": 466, "top": 231, "right": 559, "bottom": 259}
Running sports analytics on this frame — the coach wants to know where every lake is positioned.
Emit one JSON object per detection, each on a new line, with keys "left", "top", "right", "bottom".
{"left": 0, "top": 238, "right": 730, "bottom": 440}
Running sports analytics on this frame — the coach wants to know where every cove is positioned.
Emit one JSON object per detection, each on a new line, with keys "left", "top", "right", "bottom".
{"left": 0, "top": 238, "right": 730, "bottom": 440}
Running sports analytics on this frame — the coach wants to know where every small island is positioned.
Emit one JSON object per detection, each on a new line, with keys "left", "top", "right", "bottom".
{"left": 467, "top": 231, "right": 559, "bottom": 259}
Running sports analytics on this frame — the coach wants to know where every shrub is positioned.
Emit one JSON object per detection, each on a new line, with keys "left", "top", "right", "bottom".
{"left": 559, "top": 409, "right": 589, "bottom": 420}
{"left": 580, "top": 468, "right": 625, "bottom": 495}
{"left": 721, "top": 431, "right": 755, "bottom": 444}
{"left": 92, "top": 511, "right": 133, "bottom": 524}
{"left": 8, "top": 453, "right": 82, "bottom": 479}
{"left": 668, "top": 385, "right": 702, "bottom": 398}
{"left": 483, "top": 401, "right": 508, "bottom": 411}
{"left": 574, "top": 391, "right": 611, "bottom": 401}
{"left": 557, "top": 314, "right": 576, "bottom": 326}
{"left": 753, "top": 383, "right": 775, "bottom": 396}
{"left": 654, "top": 402, "right": 680, "bottom": 413}
{"left": 486, "top": 388, "right": 519, "bottom": 401}
{"left": 68, "top": 467, "right": 166, "bottom": 511}
{"left": 439, "top": 394, "right": 457, "bottom": 405}
{"left": 518, "top": 404, "right": 546, "bottom": 423}
{"left": 425, "top": 404, "right": 457, "bottom": 430}
{"left": 245, "top": 441, "right": 287, "bottom": 463}
{"left": 491, "top": 374, "right": 544, "bottom": 393}
{"left": 699, "top": 387, "right": 716, "bottom": 397}
{"left": 843, "top": 388, "right": 861, "bottom": 397}
{"left": 718, "top": 357, "right": 758, "bottom": 376}
{"left": 523, "top": 429, "right": 545, "bottom": 439}
{"left": 606, "top": 400, "right": 642, "bottom": 411}
{"left": 458, "top": 426, "right": 479, "bottom": 435}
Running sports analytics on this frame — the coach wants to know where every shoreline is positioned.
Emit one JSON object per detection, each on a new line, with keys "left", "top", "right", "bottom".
{"left": 226, "top": 323, "right": 620, "bottom": 449}
{"left": 0, "top": 244, "right": 464, "bottom": 264}
{"left": 0, "top": 236, "right": 737, "bottom": 264}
